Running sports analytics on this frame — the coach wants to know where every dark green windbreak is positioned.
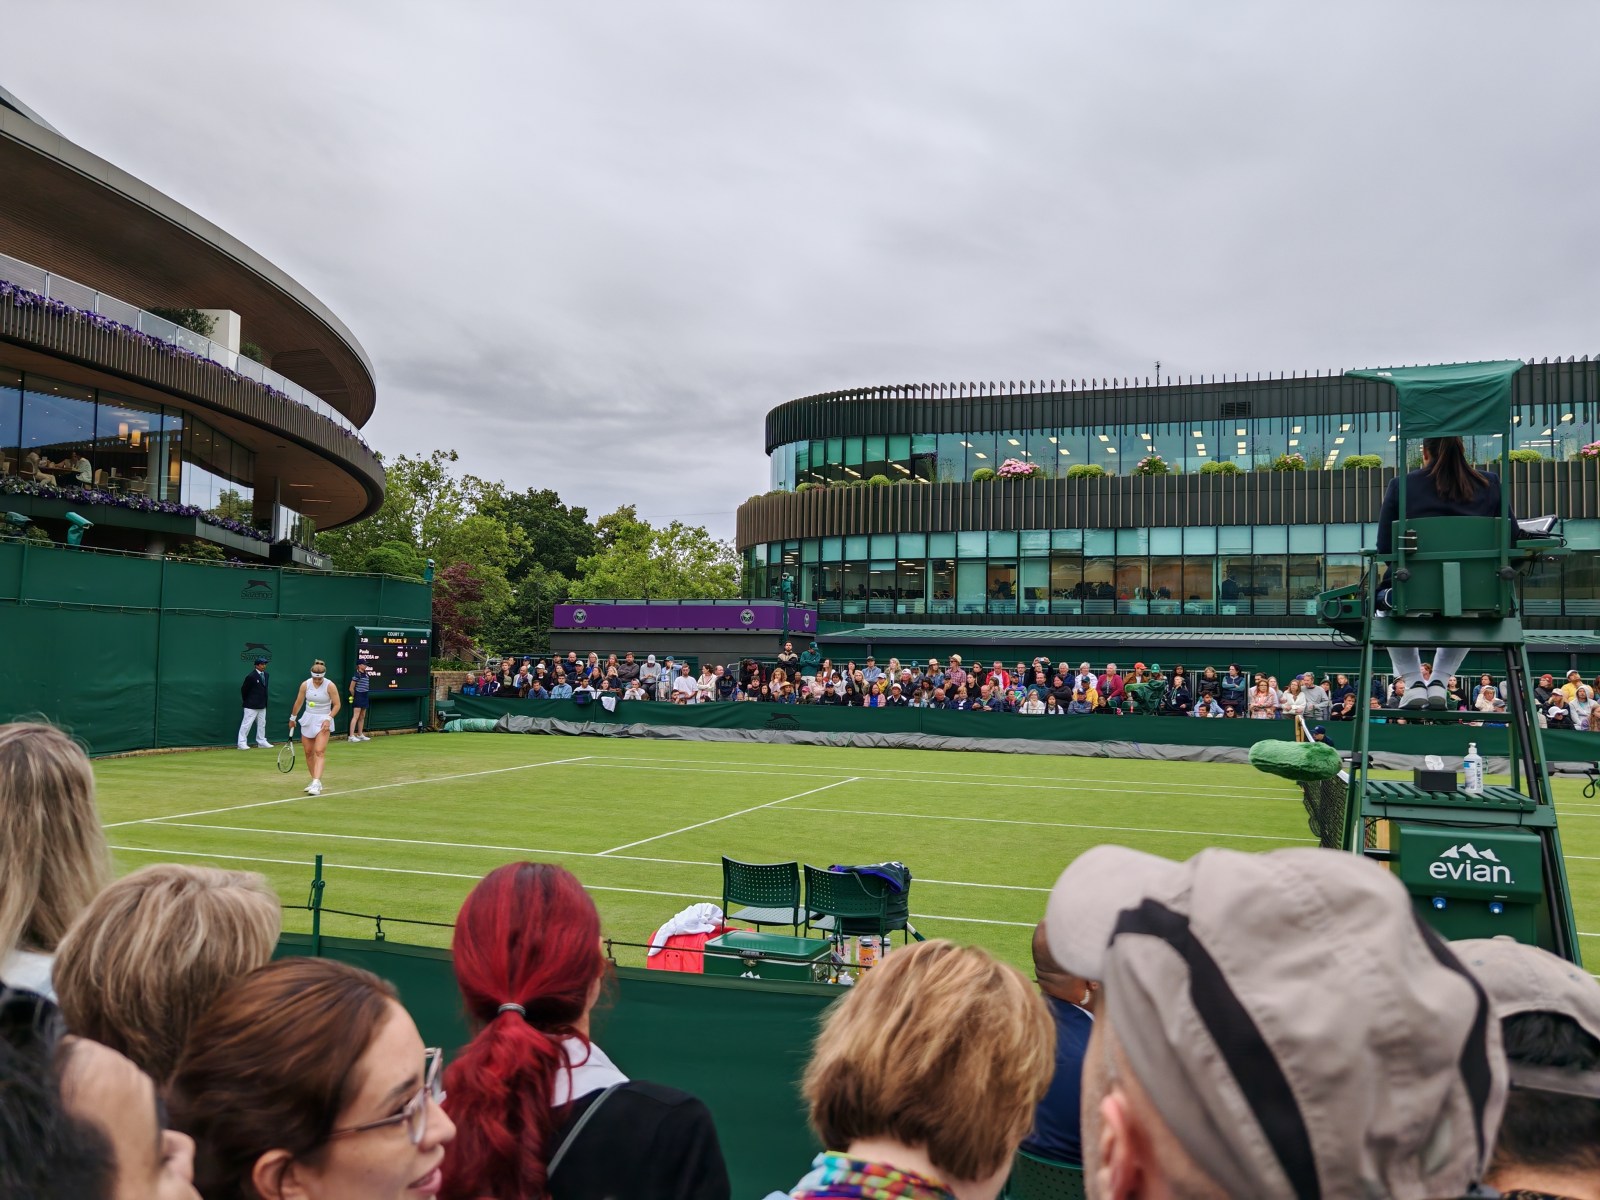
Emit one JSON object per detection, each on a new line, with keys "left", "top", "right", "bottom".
{"left": 1347, "top": 360, "right": 1523, "bottom": 438}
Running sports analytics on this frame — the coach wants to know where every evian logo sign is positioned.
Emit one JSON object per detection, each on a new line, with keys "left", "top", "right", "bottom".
{"left": 1429, "top": 842, "right": 1513, "bottom": 885}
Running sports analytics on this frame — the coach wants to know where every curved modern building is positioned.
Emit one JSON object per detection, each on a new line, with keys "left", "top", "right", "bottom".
{"left": 737, "top": 363, "right": 1600, "bottom": 639}
{"left": 0, "top": 85, "right": 381, "bottom": 562}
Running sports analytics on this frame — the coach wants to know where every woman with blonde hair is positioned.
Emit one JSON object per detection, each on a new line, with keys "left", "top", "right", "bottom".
{"left": 784, "top": 939, "right": 1054, "bottom": 1200}
{"left": 0, "top": 722, "right": 110, "bottom": 998}
{"left": 287, "top": 658, "right": 341, "bottom": 797}
{"left": 54, "top": 864, "right": 281, "bottom": 1088}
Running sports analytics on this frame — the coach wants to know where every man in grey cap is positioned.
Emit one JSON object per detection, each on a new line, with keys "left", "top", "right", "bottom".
{"left": 1045, "top": 845, "right": 1506, "bottom": 1200}
{"left": 1454, "top": 938, "right": 1600, "bottom": 1199}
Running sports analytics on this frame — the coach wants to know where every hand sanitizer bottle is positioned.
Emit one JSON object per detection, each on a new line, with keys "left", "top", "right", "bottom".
{"left": 1462, "top": 743, "right": 1484, "bottom": 795}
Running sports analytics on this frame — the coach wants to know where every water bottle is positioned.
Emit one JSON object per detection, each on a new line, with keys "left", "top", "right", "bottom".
{"left": 1463, "top": 743, "right": 1484, "bottom": 795}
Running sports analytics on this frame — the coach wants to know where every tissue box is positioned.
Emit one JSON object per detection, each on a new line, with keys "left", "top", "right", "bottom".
{"left": 1413, "top": 768, "right": 1457, "bottom": 793}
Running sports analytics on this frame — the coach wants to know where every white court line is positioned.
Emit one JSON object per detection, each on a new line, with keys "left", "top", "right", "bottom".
{"left": 597, "top": 778, "right": 861, "bottom": 855}
{"left": 108, "top": 844, "right": 1037, "bottom": 927}
{"left": 139, "top": 820, "right": 1054, "bottom": 893}
{"left": 781, "top": 805, "right": 1315, "bottom": 843}
{"left": 103, "top": 756, "right": 595, "bottom": 828}
{"left": 579, "top": 752, "right": 1291, "bottom": 793}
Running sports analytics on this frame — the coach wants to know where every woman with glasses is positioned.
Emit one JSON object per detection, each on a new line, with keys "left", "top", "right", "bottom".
{"left": 287, "top": 659, "right": 341, "bottom": 797}
{"left": 169, "top": 957, "right": 454, "bottom": 1200}
{"left": 441, "top": 862, "right": 730, "bottom": 1200}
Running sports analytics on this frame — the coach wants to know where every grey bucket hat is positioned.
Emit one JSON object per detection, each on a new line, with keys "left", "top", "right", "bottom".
{"left": 1455, "top": 936, "right": 1600, "bottom": 1100}
{"left": 1046, "top": 845, "right": 1506, "bottom": 1199}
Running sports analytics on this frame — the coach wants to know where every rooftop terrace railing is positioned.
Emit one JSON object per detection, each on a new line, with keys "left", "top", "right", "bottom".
{"left": 0, "top": 250, "right": 365, "bottom": 441}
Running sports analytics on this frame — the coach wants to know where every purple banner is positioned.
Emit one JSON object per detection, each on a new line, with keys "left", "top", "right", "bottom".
{"left": 554, "top": 602, "right": 816, "bottom": 634}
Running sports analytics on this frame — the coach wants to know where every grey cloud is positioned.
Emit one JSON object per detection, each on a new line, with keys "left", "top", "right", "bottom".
{"left": 7, "top": 1, "right": 1600, "bottom": 538}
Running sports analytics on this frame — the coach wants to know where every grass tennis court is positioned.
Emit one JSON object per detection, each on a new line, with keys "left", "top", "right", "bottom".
{"left": 94, "top": 733, "right": 1600, "bottom": 970}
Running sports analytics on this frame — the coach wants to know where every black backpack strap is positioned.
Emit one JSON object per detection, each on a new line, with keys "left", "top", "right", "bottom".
{"left": 547, "top": 1082, "right": 625, "bottom": 1181}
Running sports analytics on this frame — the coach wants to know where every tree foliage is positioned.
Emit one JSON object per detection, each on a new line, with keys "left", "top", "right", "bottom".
{"left": 316, "top": 455, "right": 736, "bottom": 659}
{"left": 573, "top": 505, "right": 739, "bottom": 599}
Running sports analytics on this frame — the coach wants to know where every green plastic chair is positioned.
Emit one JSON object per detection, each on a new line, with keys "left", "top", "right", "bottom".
{"left": 1005, "top": 1149, "right": 1086, "bottom": 1199}
{"left": 803, "top": 864, "right": 890, "bottom": 939}
{"left": 720, "top": 857, "right": 803, "bottom": 934}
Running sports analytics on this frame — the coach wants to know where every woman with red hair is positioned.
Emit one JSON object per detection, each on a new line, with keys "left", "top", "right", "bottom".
{"left": 441, "top": 862, "right": 730, "bottom": 1200}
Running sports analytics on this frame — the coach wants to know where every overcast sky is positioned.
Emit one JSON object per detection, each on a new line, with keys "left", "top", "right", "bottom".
{"left": 7, "top": 2, "right": 1598, "bottom": 541}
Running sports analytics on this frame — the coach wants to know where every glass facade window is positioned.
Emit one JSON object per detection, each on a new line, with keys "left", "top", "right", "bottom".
{"left": 0, "top": 369, "right": 20, "bottom": 478}
{"left": 0, "top": 368, "right": 269, "bottom": 540}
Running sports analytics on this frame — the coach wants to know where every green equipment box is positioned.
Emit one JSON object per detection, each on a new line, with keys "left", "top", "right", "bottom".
{"left": 703, "top": 931, "right": 833, "bottom": 983}
{"left": 1393, "top": 824, "right": 1545, "bottom": 945}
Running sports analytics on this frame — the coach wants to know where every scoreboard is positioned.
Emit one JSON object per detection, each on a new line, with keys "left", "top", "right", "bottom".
{"left": 351, "top": 627, "right": 431, "bottom": 695}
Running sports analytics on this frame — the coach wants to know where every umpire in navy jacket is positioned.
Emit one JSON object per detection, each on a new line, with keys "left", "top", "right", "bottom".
{"left": 237, "top": 657, "right": 272, "bottom": 748}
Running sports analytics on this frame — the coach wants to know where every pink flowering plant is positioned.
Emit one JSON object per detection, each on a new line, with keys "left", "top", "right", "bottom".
{"left": 996, "top": 458, "right": 1041, "bottom": 478}
{"left": 1133, "top": 453, "right": 1170, "bottom": 476}
{"left": 1271, "top": 452, "right": 1307, "bottom": 472}
{"left": 1580, "top": 441, "right": 1600, "bottom": 460}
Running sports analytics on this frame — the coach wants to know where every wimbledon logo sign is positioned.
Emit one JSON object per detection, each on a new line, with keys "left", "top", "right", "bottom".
{"left": 1429, "top": 842, "right": 1513, "bottom": 885}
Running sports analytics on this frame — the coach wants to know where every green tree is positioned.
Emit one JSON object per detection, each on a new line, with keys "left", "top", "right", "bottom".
{"left": 361, "top": 540, "right": 426, "bottom": 578}
{"left": 573, "top": 507, "right": 740, "bottom": 599}
{"left": 481, "top": 487, "right": 597, "bottom": 580}
{"left": 210, "top": 489, "right": 253, "bottom": 521}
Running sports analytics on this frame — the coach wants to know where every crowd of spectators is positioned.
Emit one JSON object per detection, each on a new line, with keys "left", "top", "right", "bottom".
{"left": 467, "top": 646, "right": 1600, "bottom": 729}
{"left": 6, "top": 712, "right": 1599, "bottom": 1200}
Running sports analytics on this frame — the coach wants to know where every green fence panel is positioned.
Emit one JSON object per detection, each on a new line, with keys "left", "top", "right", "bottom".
{"left": 0, "top": 542, "right": 432, "bottom": 755}
{"left": 276, "top": 933, "right": 832, "bottom": 1197}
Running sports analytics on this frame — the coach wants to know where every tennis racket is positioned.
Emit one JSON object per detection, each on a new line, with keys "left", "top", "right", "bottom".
{"left": 277, "top": 726, "right": 297, "bottom": 773}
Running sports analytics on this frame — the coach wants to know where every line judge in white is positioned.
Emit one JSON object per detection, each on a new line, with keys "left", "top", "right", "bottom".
{"left": 287, "top": 659, "right": 342, "bottom": 797}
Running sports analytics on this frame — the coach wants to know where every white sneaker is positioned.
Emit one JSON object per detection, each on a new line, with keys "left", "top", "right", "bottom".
{"left": 304, "top": 781, "right": 316, "bottom": 794}
{"left": 256, "top": 742, "right": 273, "bottom": 749}
{"left": 237, "top": 744, "right": 249, "bottom": 750}
{"left": 308, "top": 779, "right": 323, "bottom": 796}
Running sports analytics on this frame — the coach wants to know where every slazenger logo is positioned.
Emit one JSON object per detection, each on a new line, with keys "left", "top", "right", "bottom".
{"left": 240, "top": 642, "right": 272, "bottom": 663}
{"left": 1429, "top": 842, "right": 1512, "bottom": 885}
{"left": 241, "top": 580, "right": 273, "bottom": 600}
{"left": 572, "top": 607, "right": 587, "bottom": 625}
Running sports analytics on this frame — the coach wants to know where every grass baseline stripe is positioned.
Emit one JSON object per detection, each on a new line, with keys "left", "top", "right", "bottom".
{"left": 106, "top": 844, "right": 1039, "bottom": 928}
{"left": 576, "top": 752, "right": 1293, "bottom": 793}
{"left": 781, "top": 805, "right": 1316, "bottom": 843}
{"left": 101, "top": 755, "right": 596, "bottom": 828}
{"left": 597, "top": 777, "right": 861, "bottom": 855}
{"left": 134, "top": 820, "right": 1056, "bottom": 893}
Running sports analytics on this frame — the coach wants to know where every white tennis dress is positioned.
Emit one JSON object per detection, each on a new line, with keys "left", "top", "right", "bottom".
{"left": 299, "top": 677, "right": 335, "bottom": 737}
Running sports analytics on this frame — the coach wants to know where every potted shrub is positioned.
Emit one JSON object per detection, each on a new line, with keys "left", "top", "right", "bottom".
{"left": 971, "top": 466, "right": 997, "bottom": 482}
{"left": 996, "top": 458, "right": 1042, "bottom": 479}
{"left": 1509, "top": 449, "right": 1544, "bottom": 463}
{"left": 1199, "top": 460, "right": 1242, "bottom": 475}
{"left": 1341, "top": 454, "right": 1383, "bottom": 470}
{"left": 1270, "top": 452, "right": 1307, "bottom": 472}
{"left": 867, "top": 474, "right": 891, "bottom": 486}
{"left": 1065, "top": 462, "right": 1106, "bottom": 479}
{"left": 1132, "top": 454, "right": 1170, "bottom": 476}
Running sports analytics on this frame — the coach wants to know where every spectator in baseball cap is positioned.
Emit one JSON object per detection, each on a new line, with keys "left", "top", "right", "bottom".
{"left": 1045, "top": 845, "right": 1506, "bottom": 1200}
{"left": 1454, "top": 937, "right": 1600, "bottom": 1199}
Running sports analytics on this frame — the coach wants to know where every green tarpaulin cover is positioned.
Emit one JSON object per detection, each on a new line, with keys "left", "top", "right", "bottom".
{"left": 1347, "top": 360, "right": 1523, "bottom": 439}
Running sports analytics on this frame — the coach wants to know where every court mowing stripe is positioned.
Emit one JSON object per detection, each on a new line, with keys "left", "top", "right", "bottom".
{"left": 781, "top": 805, "right": 1315, "bottom": 842}
{"left": 134, "top": 820, "right": 1055, "bottom": 892}
{"left": 101, "top": 755, "right": 596, "bottom": 828}
{"left": 597, "top": 777, "right": 861, "bottom": 855}
{"left": 106, "top": 845, "right": 1040, "bottom": 927}
{"left": 571, "top": 761, "right": 1297, "bottom": 803}
{"left": 576, "top": 752, "right": 1292, "bottom": 793}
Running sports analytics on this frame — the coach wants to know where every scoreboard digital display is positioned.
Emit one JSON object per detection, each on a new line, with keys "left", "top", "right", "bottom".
{"left": 352, "top": 627, "right": 431, "bottom": 695}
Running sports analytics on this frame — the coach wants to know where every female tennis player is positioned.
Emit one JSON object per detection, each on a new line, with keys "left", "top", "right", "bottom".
{"left": 287, "top": 659, "right": 341, "bottom": 796}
